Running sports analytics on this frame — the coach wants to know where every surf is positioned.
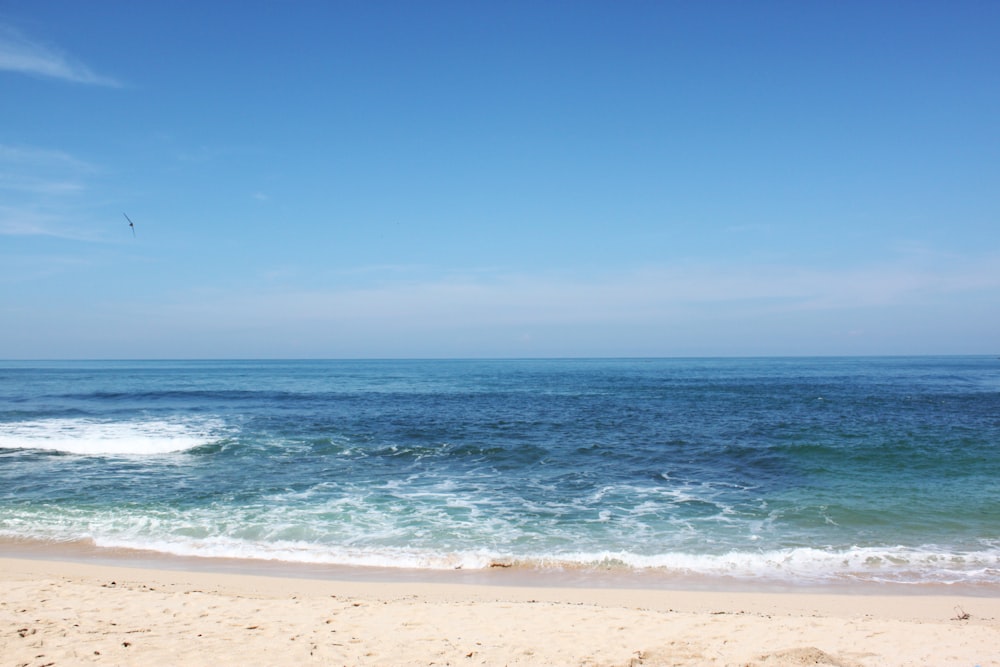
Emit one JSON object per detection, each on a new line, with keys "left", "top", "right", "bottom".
{"left": 0, "top": 417, "right": 225, "bottom": 456}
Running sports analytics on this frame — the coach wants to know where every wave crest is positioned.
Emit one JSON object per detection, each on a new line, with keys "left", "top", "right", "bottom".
{"left": 0, "top": 417, "right": 225, "bottom": 455}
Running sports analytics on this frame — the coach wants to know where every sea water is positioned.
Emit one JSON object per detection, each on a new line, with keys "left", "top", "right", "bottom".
{"left": 1, "top": 357, "right": 998, "bottom": 587}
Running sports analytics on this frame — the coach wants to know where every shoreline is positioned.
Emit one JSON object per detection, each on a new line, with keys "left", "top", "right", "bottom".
{"left": 3, "top": 545, "right": 1000, "bottom": 665}
{"left": 3, "top": 535, "right": 998, "bottom": 598}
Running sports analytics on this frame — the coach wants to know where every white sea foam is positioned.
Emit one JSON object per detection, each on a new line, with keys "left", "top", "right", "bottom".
{"left": 528, "top": 545, "right": 1000, "bottom": 584}
{"left": 88, "top": 534, "right": 501, "bottom": 570}
{"left": 5, "top": 503, "right": 998, "bottom": 584}
{"left": 0, "top": 417, "right": 223, "bottom": 455}
{"left": 76, "top": 528, "right": 1000, "bottom": 584}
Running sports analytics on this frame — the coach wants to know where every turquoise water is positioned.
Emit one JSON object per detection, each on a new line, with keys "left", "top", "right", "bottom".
{"left": 1, "top": 357, "right": 998, "bottom": 586}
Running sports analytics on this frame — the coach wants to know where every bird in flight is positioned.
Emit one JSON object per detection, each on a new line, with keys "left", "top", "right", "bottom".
{"left": 123, "top": 213, "right": 136, "bottom": 237}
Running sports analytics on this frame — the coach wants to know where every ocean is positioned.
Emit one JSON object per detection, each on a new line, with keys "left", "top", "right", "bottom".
{"left": 1, "top": 357, "right": 998, "bottom": 589}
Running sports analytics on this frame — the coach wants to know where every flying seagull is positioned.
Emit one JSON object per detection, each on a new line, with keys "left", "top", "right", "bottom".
{"left": 123, "top": 212, "right": 135, "bottom": 237}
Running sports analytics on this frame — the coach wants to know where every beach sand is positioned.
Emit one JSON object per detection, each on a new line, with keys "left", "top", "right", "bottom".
{"left": 2, "top": 556, "right": 998, "bottom": 666}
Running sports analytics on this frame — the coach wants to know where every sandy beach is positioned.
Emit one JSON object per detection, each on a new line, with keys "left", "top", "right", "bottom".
{"left": 1, "top": 555, "right": 998, "bottom": 667}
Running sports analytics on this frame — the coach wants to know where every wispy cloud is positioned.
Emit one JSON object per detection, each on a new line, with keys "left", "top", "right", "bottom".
{"left": 0, "top": 144, "right": 103, "bottom": 240}
{"left": 0, "top": 143, "right": 95, "bottom": 199}
{"left": 0, "top": 174, "right": 84, "bottom": 195}
{"left": 0, "top": 207, "right": 55, "bottom": 237}
{"left": 0, "top": 205, "right": 102, "bottom": 241}
{"left": 0, "top": 144, "right": 94, "bottom": 171}
{"left": 0, "top": 24, "right": 120, "bottom": 86}
{"left": 137, "top": 253, "right": 1000, "bottom": 355}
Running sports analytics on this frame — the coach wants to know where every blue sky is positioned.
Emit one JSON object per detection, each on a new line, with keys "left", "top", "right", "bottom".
{"left": 2, "top": 1, "right": 998, "bottom": 358}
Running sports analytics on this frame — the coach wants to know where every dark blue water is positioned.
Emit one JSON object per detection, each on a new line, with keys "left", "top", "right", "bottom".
{"left": 1, "top": 357, "right": 998, "bottom": 585}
